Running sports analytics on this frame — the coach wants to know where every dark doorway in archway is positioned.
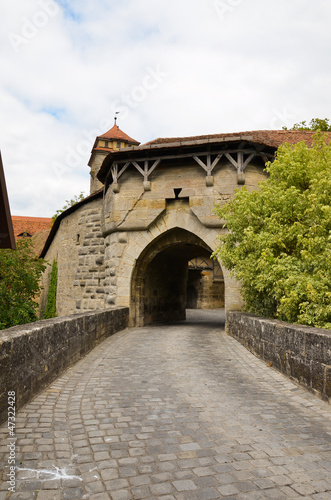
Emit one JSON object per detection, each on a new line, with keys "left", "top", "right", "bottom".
{"left": 186, "top": 281, "right": 199, "bottom": 308}
{"left": 130, "top": 228, "right": 224, "bottom": 326}
{"left": 186, "top": 257, "right": 225, "bottom": 310}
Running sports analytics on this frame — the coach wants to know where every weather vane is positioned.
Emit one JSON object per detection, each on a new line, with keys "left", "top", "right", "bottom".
{"left": 114, "top": 111, "right": 120, "bottom": 126}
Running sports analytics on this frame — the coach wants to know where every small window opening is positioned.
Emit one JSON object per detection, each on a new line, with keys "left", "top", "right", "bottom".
{"left": 18, "top": 232, "right": 32, "bottom": 238}
{"left": 174, "top": 188, "right": 182, "bottom": 199}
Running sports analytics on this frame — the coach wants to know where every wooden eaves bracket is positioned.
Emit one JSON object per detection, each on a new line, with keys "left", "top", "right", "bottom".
{"left": 105, "top": 147, "right": 273, "bottom": 193}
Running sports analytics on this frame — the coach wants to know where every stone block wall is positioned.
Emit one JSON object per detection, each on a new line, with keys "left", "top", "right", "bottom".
{"left": 0, "top": 307, "right": 129, "bottom": 424}
{"left": 74, "top": 205, "right": 105, "bottom": 313}
{"left": 186, "top": 269, "right": 224, "bottom": 309}
{"left": 197, "top": 270, "right": 225, "bottom": 309}
{"left": 227, "top": 311, "right": 331, "bottom": 402}
{"left": 40, "top": 197, "right": 105, "bottom": 317}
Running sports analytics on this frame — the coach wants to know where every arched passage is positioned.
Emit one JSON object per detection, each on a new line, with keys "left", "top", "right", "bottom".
{"left": 130, "top": 228, "right": 224, "bottom": 326}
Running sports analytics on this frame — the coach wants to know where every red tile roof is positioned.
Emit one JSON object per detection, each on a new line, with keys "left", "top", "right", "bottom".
{"left": 31, "top": 229, "right": 52, "bottom": 256}
{"left": 144, "top": 130, "right": 331, "bottom": 148}
{"left": 11, "top": 216, "right": 53, "bottom": 256}
{"left": 99, "top": 124, "right": 140, "bottom": 145}
{"left": 12, "top": 216, "right": 52, "bottom": 238}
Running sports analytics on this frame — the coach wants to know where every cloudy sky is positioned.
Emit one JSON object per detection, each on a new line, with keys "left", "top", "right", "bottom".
{"left": 1, "top": 0, "right": 331, "bottom": 217}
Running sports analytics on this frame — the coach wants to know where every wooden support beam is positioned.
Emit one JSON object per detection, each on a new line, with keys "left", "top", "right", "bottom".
{"left": 237, "top": 151, "right": 244, "bottom": 173}
{"left": 147, "top": 159, "right": 161, "bottom": 176}
{"left": 243, "top": 153, "right": 255, "bottom": 170}
{"left": 194, "top": 153, "right": 223, "bottom": 177}
{"left": 225, "top": 153, "right": 238, "bottom": 170}
{"left": 111, "top": 148, "right": 273, "bottom": 167}
{"left": 0, "top": 151, "right": 15, "bottom": 249}
{"left": 103, "top": 146, "right": 275, "bottom": 193}
{"left": 211, "top": 154, "right": 223, "bottom": 171}
{"left": 193, "top": 155, "right": 208, "bottom": 172}
{"left": 132, "top": 161, "right": 145, "bottom": 177}
{"left": 117, "top": 162, "right": 131, "bottom": 180}
{"left": 111, "top": 162, "right": 118, "bottom": 183}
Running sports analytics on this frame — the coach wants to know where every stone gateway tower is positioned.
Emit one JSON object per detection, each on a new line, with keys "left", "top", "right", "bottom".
{"left": 88, "top": 122, "right": 140, "bottom": 194}
{"left": 40, "top": 127, "right": 318, "bottom": 326}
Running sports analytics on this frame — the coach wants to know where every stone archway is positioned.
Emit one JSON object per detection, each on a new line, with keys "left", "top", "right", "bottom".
{"left": 130, "top": 227, "right": 224, "bottom": 326}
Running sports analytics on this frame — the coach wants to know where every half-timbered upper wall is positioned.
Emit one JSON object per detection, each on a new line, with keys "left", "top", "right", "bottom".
{"left": 102, "top": 148, "right": 269, "bottom": 236}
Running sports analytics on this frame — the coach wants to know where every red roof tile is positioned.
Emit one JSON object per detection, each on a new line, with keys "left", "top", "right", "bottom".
{"left": 144, "top": 130, "right": 331, "bottom": 149}
{"left": 11, "top": 216, "right": 52, "bottom": 238}
{"left": 98, "top": 124, "right": 140, "bottom": 145}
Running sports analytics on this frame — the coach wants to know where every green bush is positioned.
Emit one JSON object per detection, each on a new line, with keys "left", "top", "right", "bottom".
{"left": 0, "top": 238, "right": 46, "bottom": 329}
{"left": 214, "top": 132, "right": 331, "bottom": 329}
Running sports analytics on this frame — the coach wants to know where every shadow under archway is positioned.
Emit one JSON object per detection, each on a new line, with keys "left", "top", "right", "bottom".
{"left": 130, "top": 228, "right": 224, "bottom": 327}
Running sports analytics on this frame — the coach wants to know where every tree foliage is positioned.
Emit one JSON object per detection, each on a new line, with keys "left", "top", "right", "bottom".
{"left": 52, "top": 191, "right": 85, "bottom": 224}
{"left": 214, "top": 132, "right": 331, "bottom": 329}
{"left": 44, "top": 259, "right": 58, "bottom": 319}
{"left": 283, "top": 117, "right": 331, "bottom": 131}
{"left": 0, "top": 238, "right": 46, "bottom": 330}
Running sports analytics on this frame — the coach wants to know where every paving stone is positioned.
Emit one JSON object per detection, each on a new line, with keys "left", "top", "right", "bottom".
{"left": 174, "top": 469, "right": 195, "bottom": 480}
{"left": 155, "top": 496, "right": 176, "bottom": 500}
{"left": 89, "top": 494, "right": 111, "bottom": 500}
{"left": 173, "top": 479, "right": 197, "bottom": 491}
{"left": 150, "top": 481, "right": 173, "bottom": 495}
{"left": 217, "top": 483, "right": 240, "bottom": 496}
{"left": 36, "top": 492, "right": 62, "bottom": 500}
{"left": 194, "top": 476, "right": 218, "bottom": 488}
{"left": 100, "top": 468, "right": 119, "bottom": 480}
{"left": 254, "top": 477, "right": 276, "bottom": 489}
{"left": 263, "top": 488, "right": 288, "bottom": 499}
{"left": 85, "top": 480, "right": 105, "bottom": 493}
{"left": 63, "top": 488, "right": 84, "bottom": 499}
{"left": 129, "top": 474, "right": 151, "bottom": 486}
{"left": 180, "top": 443, "right": 201, "bottom": 451}
{"left": 193, "top": 467, "right": 214, "bottom": 477}
{"left": 131, "top": 485, "right": 151, "bottom": 499}
{"left": 291, "top": 482, "right": 317, "bottom": 496}
{"left": 196, "top": 487, "right": 220, "bottom": 499}
{"left": 104, "top": 478, "right": 129, "bottom": 491}
{"left": 235, "top": 480, "right": 258, "bottom": 492}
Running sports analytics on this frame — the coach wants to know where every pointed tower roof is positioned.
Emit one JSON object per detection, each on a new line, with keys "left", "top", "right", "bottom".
{"left": 88, "top": 122, "right": 140, "bottom": 168}
{"left": 99, "top": 124, "right": 140, "bottom": 145}
{"left": 88, "top": 122, "right": 140, "bottom": 194}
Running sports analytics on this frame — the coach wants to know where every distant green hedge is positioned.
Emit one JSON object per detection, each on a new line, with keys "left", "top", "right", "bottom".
{"left": 44, "top": 259, "right": 58, "bottom": 319}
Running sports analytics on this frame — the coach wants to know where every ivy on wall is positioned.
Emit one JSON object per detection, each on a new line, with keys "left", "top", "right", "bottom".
{"left": 44, "top": 259, "right": 58, "bottom": 319}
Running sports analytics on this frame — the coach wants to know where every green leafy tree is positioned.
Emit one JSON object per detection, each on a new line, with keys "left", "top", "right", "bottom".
{"left": 283, "top": 117, "right": 331, "bottom": 131}
{"left": 52, "top": 191, "right": 85, "bottom": 224}
{"left": 0, "top": 238, "right": 46, "bottom": 329}
{"left": 214, "top": 132, "right": 331, "bottom": 329}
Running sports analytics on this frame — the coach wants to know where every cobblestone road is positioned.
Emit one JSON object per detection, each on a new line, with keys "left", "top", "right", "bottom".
{"left": 1, "top": 310, "right": 331, "bottom": 500}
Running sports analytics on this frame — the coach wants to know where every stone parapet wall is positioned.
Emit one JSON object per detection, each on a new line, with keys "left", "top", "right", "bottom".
{"left": 226, "top": 311, "right": 331, "bottom": 402}
{"left": 0, "top": 308, "right": 129, "bottom": 424}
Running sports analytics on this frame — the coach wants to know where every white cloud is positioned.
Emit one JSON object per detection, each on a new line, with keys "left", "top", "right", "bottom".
{"left": 1, "top": 0, "right": 331, "bottom": 216}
